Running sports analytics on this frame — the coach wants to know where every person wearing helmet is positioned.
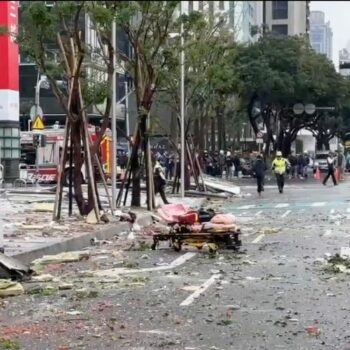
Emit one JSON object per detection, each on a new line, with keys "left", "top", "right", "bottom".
{"left": 272, "top": 151, "right": 290, "bottom": 193}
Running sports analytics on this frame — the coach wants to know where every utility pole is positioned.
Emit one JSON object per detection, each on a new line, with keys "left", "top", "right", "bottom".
{"left": 180, "top": 2, "right": 185, "bottom": 199}
{"left": 111, "top": 20, "right": 117, "bottom": 213}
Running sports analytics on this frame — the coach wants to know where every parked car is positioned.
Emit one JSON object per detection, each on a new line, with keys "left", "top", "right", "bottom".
{"left": 314, "top": 152, "right": 329, "bottom": 172}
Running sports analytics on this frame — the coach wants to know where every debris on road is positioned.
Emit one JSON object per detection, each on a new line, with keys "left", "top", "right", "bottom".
{"left": 324, "top": 253, "right": 350, "bottom": 274}
{"left": 0, "top": 279, "right": 24, "bottom": 297}
{"left": 31, "top": 251, "right": 90, "bottom": 267}
{"left": 0, "top": 253, "right": 32, "bottom": 280}
{"left": 306, "top": 325, "right": 321, "bottom": 336}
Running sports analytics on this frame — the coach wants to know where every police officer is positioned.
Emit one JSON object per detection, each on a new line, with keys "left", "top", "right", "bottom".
{"left": 272, "top": 151, "right": 290, "bottom": 194}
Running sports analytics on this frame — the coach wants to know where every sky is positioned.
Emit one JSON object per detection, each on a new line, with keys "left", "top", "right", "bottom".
{"left": 310, "top": 1, "right": 350, "bottom": 69}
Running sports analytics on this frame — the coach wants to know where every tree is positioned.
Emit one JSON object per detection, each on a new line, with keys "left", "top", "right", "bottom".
{"left": 19, "top": 1, "right": 117, "bottom": 220}
{"left": 237, "top": 34, "right": 347, "bottom": 156}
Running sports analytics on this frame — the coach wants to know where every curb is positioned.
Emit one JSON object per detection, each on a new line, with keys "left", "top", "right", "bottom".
{"left": 7, "top": 199, "right": 207, "bottom": 265}
{"left": 11, "top": 221, "right": 132, "bottom": 265}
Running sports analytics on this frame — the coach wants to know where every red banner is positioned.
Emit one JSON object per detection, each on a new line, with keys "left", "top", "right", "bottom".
{"left": 0, "top": 1, "right": 19, "bottom": 91}
{"left": 0, "top": 1, "right": 19, "bottom": 122}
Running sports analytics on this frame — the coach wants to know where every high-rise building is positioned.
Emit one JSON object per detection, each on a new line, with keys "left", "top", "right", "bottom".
{"left": 180, "top": 1, "right": 263, "bottom": 43}
{"left": 309, "top": 11, "right": 333, "bottom": 61}
{"left": 263, "top": 0, "right": 310, "bottom": 36}
{"left": 339, "top": 42, "right": 350, "bottom": 77}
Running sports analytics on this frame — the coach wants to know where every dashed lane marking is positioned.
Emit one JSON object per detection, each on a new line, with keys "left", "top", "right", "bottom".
{"left": 347, "top": 208, "right": 350, "bottom": 213}
{"left": 275, "top": 203, "right": 289, "bottom": 208}
{"left": 255, "top": 211, "right": 263, "bottom": 217}
{"left": 311, "top": 202, "right": 326, "bottom": 207}
{"left": 281, "top": 210, "right": 291, "bottom": 218}
{"left": 237, "top": 205, "right": 256, "bottom": 210}
{"left": 252, "top": 234, "right": 265, "bottom": 244}
{"left": 330, "top": 209, "right": 335, "bottom": 214}
{"left": 180, "top": 274, "right": 220, "bottom": 306}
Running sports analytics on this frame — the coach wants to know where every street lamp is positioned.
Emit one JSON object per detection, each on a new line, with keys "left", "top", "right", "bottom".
{"left": 169, "top": 4, "right": 185, "bottom": 198}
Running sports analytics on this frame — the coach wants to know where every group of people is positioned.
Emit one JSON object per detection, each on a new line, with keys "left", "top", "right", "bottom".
{"left": 253, "top": 150, "right": 341, "bottom": 196}
{"left": 200, "top": 150, "right": 242, "bottom": 178}
{"left": 287, "top": 152, "right": 311, "bottom": 179}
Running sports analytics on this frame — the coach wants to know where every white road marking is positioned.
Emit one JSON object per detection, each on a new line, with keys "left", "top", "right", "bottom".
{"left": 180, "top": 274, "right": 220, "bottom": 306}
{"left": 330, "top": 209, "right": 335, "bottom": 214}
{"left": 91, "top": 252, "right": 197, "bottom": 277}
{"left": 238, "top": 205, "right": 256, "bottom": 210}
{"left": 324, "top": 229, "right": 332, "bottom": 237}
{"left": 255, "top": 211, "right": 263, "bottom": 217}
{"left": 347, "top": 208, "right": 350, "bottom": 213}
{"left": 281, "top": 210, "right": 291, "bottom": 218}
{"left": 275, "top": 203, "right": 289, "bottom": 208}
{"left": 252, "top": 234, "right": 265, "bottom": 244}
{"left": 311, "top": 202, "right": 326, "bottom": 207}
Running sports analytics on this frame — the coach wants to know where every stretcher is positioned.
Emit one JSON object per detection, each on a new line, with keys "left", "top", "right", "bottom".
{"left": 151, "top": 204, "right": 242, "bottom": 252}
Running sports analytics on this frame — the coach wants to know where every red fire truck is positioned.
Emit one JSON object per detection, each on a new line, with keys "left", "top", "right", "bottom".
{"left": 19, "top": 126, "right": 121, "bottom": 185}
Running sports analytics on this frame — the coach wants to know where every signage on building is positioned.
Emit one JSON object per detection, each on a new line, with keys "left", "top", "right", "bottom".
{"left": 0, "top": 1, "right": 19, "bottom": 122}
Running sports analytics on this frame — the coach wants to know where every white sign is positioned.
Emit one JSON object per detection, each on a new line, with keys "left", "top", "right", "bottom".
{"left": 30, "top": 105, "right": 43, "bottom": 121}
{"left": 305, "top": 104, "right": 316, "bottom": 115}
{"left": 257, "top": 131, "right": 263, "bottom": 138}
{"left": 256, "top": 138, "right": 263, "bottom": 144}
{"left": 293, "top": 103, "right": 304, "bottom": 115}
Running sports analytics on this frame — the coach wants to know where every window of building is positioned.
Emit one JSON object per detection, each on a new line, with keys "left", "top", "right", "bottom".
{"left": 271, "top": 24, "right": 288, "bottom": 36}
{"left": 219, "top": 1, "right": 225, "bottom": 10}
{"left": 198, "top": 1, "right": 203, "bottom": 11}
{"left": 188, "top": 1, "right": 193, "bottom": 12}
{"left": 272, "top": 1, "right": 288, "bottom": 20}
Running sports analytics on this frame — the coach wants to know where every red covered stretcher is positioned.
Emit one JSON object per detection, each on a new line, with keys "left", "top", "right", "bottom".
{"left": 152, "top": 204, "right": 242, "bottom": 252}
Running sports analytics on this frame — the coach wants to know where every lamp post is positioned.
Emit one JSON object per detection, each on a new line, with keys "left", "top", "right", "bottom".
{"left": 180, "top": 2, "right": 185, "bottom": 199}
{"left": 111, "top": 20, "right": 117, "bottom": 214}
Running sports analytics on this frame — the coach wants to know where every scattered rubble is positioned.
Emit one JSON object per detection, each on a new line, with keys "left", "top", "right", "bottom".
{"left": 31, "top": 251, "right": 90, "bottom": 267}
{"left": 0, "top": 279, "right": 24, "bottom": 297}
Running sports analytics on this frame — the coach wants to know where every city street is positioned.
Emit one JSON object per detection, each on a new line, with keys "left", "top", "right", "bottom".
{"left": 1, "top": 177, "right": 350, "bottom": 350}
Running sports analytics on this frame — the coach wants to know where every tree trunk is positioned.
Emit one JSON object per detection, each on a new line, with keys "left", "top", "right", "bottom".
{"left": 217, "top": 108, "right": 223, "bottom": 151}
{"left": 281, "top": 133, "right": 292, "bottom": 157}
{"left": 71, "top": 119, "right": 86, "bottom": 214}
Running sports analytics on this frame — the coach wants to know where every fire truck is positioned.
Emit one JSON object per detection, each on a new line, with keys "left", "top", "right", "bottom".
{"left": 19, "top": 126, "right": 122, "bottom": 185}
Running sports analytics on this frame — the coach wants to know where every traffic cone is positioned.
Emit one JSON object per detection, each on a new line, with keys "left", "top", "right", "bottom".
{"left": 314, "top": 166, "right": 321, "bottom": 181}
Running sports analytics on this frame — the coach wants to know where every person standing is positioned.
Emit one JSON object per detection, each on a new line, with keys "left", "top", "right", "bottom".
{"left": 253, "top": 154, "right": 267, "bottom": 196}
{"left": 288, "top": 152, "right": 298, "bottom": 179}
{"left": 232, "top": 152, "right": 241, "bottom": 178}
{"left": 272, "top": 151, "right": 289, "bottom": 194}
{"left": 153, "top": 157, "right": 169, "bottom": 204}
{"left": 225, "top": 151, "right": 233, "bottom": 180}
{"left": 323, "top": 152, "right": 337, "bottom": 186}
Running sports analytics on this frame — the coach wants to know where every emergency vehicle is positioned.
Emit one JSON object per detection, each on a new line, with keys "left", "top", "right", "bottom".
{"left": 19, "top": 125, "right": 122, "bottom": 185}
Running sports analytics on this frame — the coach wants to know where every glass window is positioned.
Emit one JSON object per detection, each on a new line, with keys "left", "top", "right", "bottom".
{"left": 219, "top": 1, "right": 225, "bottom": 10}
{"left": 188, "top": 1, "right": 193, "bottom": 12}
{"left": 199, "top": 1, "right": 203, "bottom": 11}
{"left": 271, "top": 24, "right": 288, "bottom": 36}
{"left": 272, "top": 1, "right": 288, "bottom": 20}
{"left": 4, "top": 128, "right": 12, "bottom": 137}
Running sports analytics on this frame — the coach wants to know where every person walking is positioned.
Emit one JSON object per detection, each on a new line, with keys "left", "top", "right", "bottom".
{"left": 253, "top": 154, "right": 267, "bottom": 196}
{"left": 225, "top": 151, "right": 233, "bottom": 180}
{"left": 153, "top": 156, "right": 169, "bottom": 204}
{"left": 323, "top": 152, "right": 337, "bottom": 186}
{"left": 272, "top": 151, "right": 290, "bottom": 193}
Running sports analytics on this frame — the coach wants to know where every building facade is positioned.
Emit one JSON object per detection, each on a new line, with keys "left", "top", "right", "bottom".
{"left": 180, "top": 1, "right": 263, "bottom": 44}
{"left": 339, "top": 41, "right": 350, "bottom": 77}
{"left": 263, "top": 0, "right": 310, "bottom": 36}
{"left": 309, "top": 11, "right": 333, "bottom": 61}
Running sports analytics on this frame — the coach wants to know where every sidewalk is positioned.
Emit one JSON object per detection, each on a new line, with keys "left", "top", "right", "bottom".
{"left": 0, "top": 190, "right": 206, "bottom": 264}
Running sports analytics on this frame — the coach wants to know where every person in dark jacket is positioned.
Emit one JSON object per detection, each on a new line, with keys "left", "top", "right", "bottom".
{"left": 323, "top": 152, "right": 337, "bottom": 186}
{"left": 253, "top": 154, "right": 267, "bottom": 196}
{"left": 232, "top": 152, "right": 241, "bottom": 177}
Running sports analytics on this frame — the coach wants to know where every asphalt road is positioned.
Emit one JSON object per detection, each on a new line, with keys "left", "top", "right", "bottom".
{"left": 2, "top": 176, "right": 350, "bottom": 349}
